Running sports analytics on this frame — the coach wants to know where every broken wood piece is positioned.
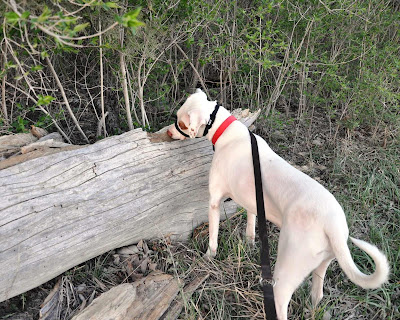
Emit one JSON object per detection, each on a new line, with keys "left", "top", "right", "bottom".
{"left": 161, "top": 273, "right": 210, "bottom": 320}
{"left": 72, "top": 273, "right": 180, "bottom": 320}
{"left": 0, "top": 132, "right": 37, "bottom": 148}
{"left": 0, "top": 144, "right": 83, "bottom": 170}
{"left": 0, "top": 131, "right": 71, "bottom": 168}
{"left": 36, "top": 132, "right": 64, "bottom": 143}
{"left": 39, "top": 279, "right": 61, "bottom": 320}
{"left": 20, "top": 139, "right": 71, "bottom": 154}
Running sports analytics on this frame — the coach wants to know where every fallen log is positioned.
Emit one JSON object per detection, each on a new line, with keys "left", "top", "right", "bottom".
{"left": 0, "top": 109, "right": 259, "bottom": 303}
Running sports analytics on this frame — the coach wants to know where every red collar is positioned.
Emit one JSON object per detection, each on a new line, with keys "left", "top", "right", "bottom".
{"left": 211, "top": 115, "right": 237, "bottom": 145}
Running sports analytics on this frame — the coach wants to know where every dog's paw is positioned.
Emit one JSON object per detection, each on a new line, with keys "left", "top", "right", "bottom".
{"left": 204, "top": 247, "right": 217, "bottom": 260}
{"left": 246, "top": 236, "right": 255, "bottom": 248}
{"left": 243, "top": 233, "right": 255, "bottom": 248}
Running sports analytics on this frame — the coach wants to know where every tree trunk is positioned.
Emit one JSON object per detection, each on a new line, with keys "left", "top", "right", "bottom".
{"left": 0, "top": 109, "right": 259, "bottom": 303}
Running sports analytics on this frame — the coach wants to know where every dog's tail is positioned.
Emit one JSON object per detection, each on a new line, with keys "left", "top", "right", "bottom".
{"left": 329, "top": 234, "right": 389, "bottom": 289}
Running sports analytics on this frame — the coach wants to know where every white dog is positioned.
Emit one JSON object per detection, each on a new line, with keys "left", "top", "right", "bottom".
{"left": 167, "top": 89, "right": 389, "bottom": 320}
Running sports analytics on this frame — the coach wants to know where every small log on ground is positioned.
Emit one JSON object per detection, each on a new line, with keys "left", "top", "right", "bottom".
{"left": 72, "top": 273, "right": 180, "bottom": 320}
{"left": 0, "top": 109, "right": 260, "bottom": 303}
{"left": 0, "top": 128, "right": 83, "bottom": 170}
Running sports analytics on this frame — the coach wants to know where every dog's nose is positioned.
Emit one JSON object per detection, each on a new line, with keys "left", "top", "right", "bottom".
{"left": 167, "top": 129, "right": 173, "bottom": 138}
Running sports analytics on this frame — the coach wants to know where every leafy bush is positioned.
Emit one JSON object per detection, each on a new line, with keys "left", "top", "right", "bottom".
{"left": 1, "top": 0, "right": 398, "bottom": 144}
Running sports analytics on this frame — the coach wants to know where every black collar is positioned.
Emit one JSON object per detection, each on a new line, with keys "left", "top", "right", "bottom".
{"left": 174, "top": 102, "right": 220, "bottom": 138}
{"left": 202, "top": 102, "right": 220, "bottom": 137}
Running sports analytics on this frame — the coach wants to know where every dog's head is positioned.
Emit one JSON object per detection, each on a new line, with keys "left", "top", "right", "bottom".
{"left": 167, "top": 89, "right": 215, "bottom": 140}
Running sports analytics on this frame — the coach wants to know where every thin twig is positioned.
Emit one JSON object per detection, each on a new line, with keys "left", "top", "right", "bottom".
{"left": 119, "top": 25, "right": 133, "bottom": 131}
{"left": 175, "top": 43, "right": 209, "bottom": 96}
{"left": 46, "top": 56, "right": 89, "bottom": 143}
{"left": 127, "top": 62, "right": 141, "bottom": 126}
{"left": 99, "top": 20, "right": 107, "bottom": 137}
{"left": 1, "top": 23, "right": 8, "bottom": 123}
{"left": 5, "top": 81, "right": 71, "bottom": 143}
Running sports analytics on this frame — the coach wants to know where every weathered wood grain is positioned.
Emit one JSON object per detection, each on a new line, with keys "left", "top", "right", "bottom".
{"left": 72, "top": 273, "right": 180, "bottom": 320}
{"left": 0, "top": 109, "right": 258, "bottom": 303}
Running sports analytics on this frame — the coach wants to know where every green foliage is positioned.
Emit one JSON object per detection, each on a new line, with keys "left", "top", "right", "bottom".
{"left": 11, "top": 116, "right": 29, "bottom": 133}
{"left": 2, "top": 0, "right": 398, "bottom": 140}
{"left": 37, "top": 95, "right": 56, "bottom": 106}
{"left": 118, "top": 7, "right": 145, "bottom": 34}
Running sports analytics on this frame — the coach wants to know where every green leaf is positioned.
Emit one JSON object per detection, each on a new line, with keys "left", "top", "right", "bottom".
{"left": 31, "top": 65, "right": 43, "bottom": 72}
{"left": 40, "top": 51, "right": 49, "bottom": 59}
{"left": 5, "top": 62, "right": 17, "bottom": 69}
{"left": 73, "top": 23, "right": 89, "bottom": 33}
{"left": 21, "top": 11, "right": 30, "bottom": 20}
{"left": 104, "top": 2, "right": 120, "bottom": 9}
{"left": 5, "top": 12, "right": 20, "bottom": 24}
{"left": 119, "top": 7, "right": 145, "bottom": 33}
{"left": 37, "top": 95, "right": 56, "bottom": 106}
{"left": 37, "top": 6, "right": 51, "bottom": 23}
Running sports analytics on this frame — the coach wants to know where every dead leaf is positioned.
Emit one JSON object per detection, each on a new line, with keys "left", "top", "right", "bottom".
{"left": 149, "top": 263, "right": 157, "bottom": 271}
{"left": 140, "top": 258, "right": 149, "bottom": 273}
{"left": 137, "top": 240, "right": 143, "bottom": 251}
{"left": 30, "top": 125, "right": 48, "bottom": 139}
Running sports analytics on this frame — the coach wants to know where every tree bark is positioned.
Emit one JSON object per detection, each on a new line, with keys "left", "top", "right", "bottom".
{"left": 0, "top": 109, "right": 259, "bottom": 302}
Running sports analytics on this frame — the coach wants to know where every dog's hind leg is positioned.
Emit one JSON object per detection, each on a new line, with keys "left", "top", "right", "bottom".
{"left": 311, "top": 257, "right": 333, "bottom": 308}
{"left": 273, "top": 227, "right": 323, "bottom": 320}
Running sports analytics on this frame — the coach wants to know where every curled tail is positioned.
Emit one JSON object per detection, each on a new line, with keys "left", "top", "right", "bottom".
{"left": 330, "top": 235, "right": 389, "bottom": 289}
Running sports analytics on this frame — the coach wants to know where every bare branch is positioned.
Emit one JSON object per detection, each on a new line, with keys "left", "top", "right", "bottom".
{"left": 99, "top": 21, "right": 107, "bottom": 137}
{"left": 5, "top": 81, "right": 71, "bottom": 144}
{"left": 175, "top": 43, "right": 209, "bottom": 96}
{"left": 45, "top": 56, "right": 89, "bottom": 143}
{"left": 119, "top": 26, "right": 133, "bottom": 131}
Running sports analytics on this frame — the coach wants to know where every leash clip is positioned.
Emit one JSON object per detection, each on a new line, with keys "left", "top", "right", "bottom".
{"left": 259, "top": 276, "right": 276, "bottom": 287}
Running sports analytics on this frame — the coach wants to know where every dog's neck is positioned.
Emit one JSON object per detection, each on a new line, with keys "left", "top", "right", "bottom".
{"left": 202, "top": 106, "right": 233, "bottom": 143}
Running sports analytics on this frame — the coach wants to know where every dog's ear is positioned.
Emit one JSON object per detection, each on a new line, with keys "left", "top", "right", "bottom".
{"left": 178, "top": 120, "right": 188, "bottom": 130}
{"left": 188, "top": 110, "right": 206, "bottom": 138}
{"left": 195, "top": 88, "right": 207, "bottom": 99}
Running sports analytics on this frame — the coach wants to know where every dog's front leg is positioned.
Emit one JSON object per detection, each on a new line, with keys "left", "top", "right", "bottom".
{"left": 245, "top": 212, "right": 256, "bottom": 246}
{"left": 205, "top": 195, "right": 222, "bottom": 258}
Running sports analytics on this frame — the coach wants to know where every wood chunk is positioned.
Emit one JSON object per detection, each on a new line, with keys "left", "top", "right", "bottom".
{"left": 0, "top": 133, "right": 37, "bottom": 148}
{"left": 72, "top": 273, "right": 180, "bottom": 320}
{"left": 161, "top": 273, "right": 209, "bottom": 320}
{"left": 39, "top": 279, "right": 61, "bottom": 320}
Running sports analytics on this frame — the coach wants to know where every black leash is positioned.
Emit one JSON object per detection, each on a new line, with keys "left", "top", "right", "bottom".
{"left": 175, "top": 103, "right": 276, "bottom": 318}
{"left": 249, "top": 130, "right": 277, "bottom": 319}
